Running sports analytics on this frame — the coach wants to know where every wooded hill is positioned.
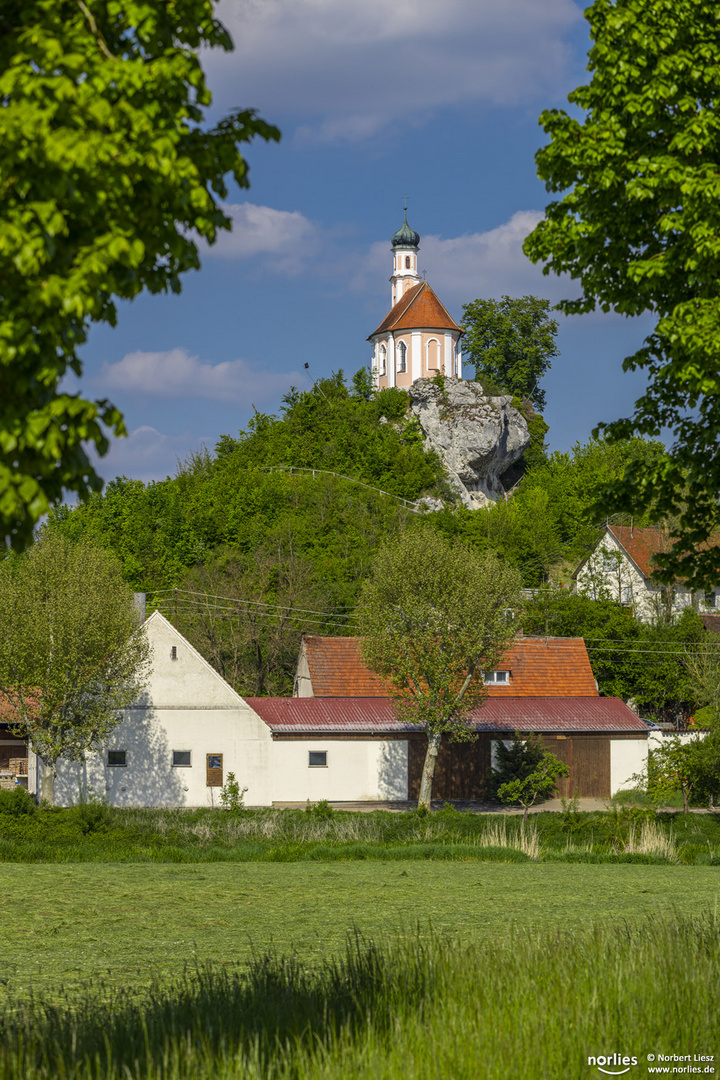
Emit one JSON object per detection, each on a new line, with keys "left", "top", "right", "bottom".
{"left": 49, "top": 370, "right": 699, "bottom": 718}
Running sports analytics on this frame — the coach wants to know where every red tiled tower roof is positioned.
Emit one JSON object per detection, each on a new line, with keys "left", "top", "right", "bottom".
{"left": 368, "top": 281, "right": 462, "bottom": 339}
{"left": 296, "top": 636, "right": 598, "bottom": 698}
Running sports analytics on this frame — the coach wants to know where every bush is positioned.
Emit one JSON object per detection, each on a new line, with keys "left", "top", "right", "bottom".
{"left": 0, "top": 786, "right": 36, "bottom": 817}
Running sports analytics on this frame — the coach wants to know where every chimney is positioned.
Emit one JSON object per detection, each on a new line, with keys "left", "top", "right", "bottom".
{"left": 133, "top": 592, "right": 147, "bottom": 623}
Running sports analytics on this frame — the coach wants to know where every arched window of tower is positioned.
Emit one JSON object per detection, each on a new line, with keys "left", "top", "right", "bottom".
{"left": 397, "top": 341, "right": 407, "bottom": 373}
{"left": 405, "top": 256, "right": 411, "bottom": 269}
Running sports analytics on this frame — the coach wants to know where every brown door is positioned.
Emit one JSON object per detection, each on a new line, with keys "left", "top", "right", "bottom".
{"left": 540, "top": 735, "right": 610, "bottom": 798}
{"left": 408, "top": 735, "right": 491, "bottom": 800}
{"left": 540, "top": 736, "right": 571, "bottom": 798}
{"left": 570, "top": 737, "right": 610, "bottom": 798}
{"left": 206, "top": 754, "right": 223, "bottom": 787}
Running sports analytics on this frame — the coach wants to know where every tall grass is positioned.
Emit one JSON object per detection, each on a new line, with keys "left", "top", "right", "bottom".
{"left": 623, "top": 820, "right": 677, "bottom": 860}
{"left": 0, "top": 804, "right": 718, "bottom": 863}
{"left": 0, "top": 914, "right": 716, "bottom": 1079}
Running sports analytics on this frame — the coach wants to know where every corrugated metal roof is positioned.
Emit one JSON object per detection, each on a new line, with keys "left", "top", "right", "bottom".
{"left": 245, "top": 696, "right": 647, "bottom": 734}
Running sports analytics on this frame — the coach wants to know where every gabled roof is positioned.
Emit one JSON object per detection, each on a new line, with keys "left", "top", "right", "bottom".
{"left": 580, "top": 525, "right": 720, "bottom": 582}
{"left": 606, "top": 526, "right": 670, "bottom": 579}
{"left": 368, "top": 281, "right": 462, "bottom": 339}
{"left": 295, "top": 636, "right": 598, "bottom": 698}
{"left": 247, "top": 696, "right": 647, "bottom": 735}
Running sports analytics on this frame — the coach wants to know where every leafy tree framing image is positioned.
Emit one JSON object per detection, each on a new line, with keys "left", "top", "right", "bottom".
{"left": 524, "top": 0, "right": 720, "bottom": 587}
{"left": 0, "top": 0, "right": 279, "bottom": 550}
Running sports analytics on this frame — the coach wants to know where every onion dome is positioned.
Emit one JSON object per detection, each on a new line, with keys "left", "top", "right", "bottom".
{"left": 391, "top": 210, "right": 420, "bottom": 249}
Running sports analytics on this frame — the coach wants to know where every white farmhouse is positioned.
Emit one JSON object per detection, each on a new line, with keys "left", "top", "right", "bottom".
{"left": 574, "top": 524, "right": 720, "bottom": 623}
{"left": 18, "top": 613, "right": 649, "bottom": 807}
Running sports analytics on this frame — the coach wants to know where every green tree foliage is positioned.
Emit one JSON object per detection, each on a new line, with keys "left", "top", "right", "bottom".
{"left": 177, "top": 544, "right": 333, "bottom": 697}
{"left": 524, "top": 0, "right": 720, "bottom": 587}
{"left": 0, "top": 0, "right": 279, "bottom": 551}
{"left": 524, "top": 590, "right": 703, "bottom": 725}
{"left": 48, "top": 373, "right": 447, "bottom": 681}
{"left": 430, "top": 436, "right": 664, "bottom": 586}
{"left": 0, "top": 535, "right": 150, "bottom": 803}
{"left": 487, "top": 733, "right": 569, "bottom": 821}
{"left": 461, "top": 295, "right": 559, "bottom": 412}
{"left": 645, "top": 735, "right": 719, "bottom": 813}
{"left": 357, "top": 526, "right": 523, "bottom": 807}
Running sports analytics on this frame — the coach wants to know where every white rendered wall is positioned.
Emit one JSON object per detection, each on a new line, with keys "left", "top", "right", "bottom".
{"left": 50, "top": 611, "right": 274, "bottom": 807}
{"left": 53, "top": 705, "right": 273, "bottom": 807}
{"left": 271, "top": 739, "right": 408, "bottom": 802}
{"left": 610, "top": 739, "right": 648, "bottom": 794}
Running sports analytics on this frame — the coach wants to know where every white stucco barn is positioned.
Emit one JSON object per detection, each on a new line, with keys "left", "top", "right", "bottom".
{"left": 21, "top": 615, "right": 650, "bottom": 806}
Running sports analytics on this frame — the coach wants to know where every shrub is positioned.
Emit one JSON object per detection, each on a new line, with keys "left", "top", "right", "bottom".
{"left": 0, "top": 786, "right": 36, "bottom": 817}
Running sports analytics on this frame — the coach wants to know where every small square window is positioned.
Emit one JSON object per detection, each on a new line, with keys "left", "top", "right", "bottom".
{"left": 172, "top": 750, "right": 191, "bottom": 767}
{"left": 483, "top": 670, "right": 510, "bottom": 686}
{"left": 107, "top": 750, "right": 127, "bottom": 767}
{"left": 308, "top": 751, "right": 327, "bottom": 768}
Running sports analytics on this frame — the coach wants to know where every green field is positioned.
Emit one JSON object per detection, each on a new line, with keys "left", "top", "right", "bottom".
{"left": 3, "top": 861, "right": 719, "bottom": 1003}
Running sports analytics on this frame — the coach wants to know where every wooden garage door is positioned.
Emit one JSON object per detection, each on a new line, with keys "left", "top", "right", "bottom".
{"left": 408, "top": 735, "right": 491, "bottom": 801}
{"left": 540, "top": 736, "right": 610, "bottom": 799}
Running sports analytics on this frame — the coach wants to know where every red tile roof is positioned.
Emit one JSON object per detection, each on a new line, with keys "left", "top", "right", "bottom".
{"left": 246, "top": 696, "right": 647, "bottom": 734}
{"left": 700, "top": 614, "right": 720, "bottom": 634}
{"left": 298, "top": 636, "right": 598, "bottom": 698}
{"left": 368, "top": 282, "right": 462, "bottom": 338}
{"left": 607, "top": 525, "right": 720, "bottom": 580}
{"left": 607, "top": 526, "right": 671, "bottom": 579}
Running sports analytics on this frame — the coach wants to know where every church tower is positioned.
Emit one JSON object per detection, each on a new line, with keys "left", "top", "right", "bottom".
{"left": 390, "top": 208, "right": 421, "bottom": 306}
{"left": 369, "top": 212, "right": 464, "bottom": 391}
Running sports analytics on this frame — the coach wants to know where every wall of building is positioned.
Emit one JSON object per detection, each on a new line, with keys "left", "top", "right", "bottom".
{"left": 575, "top": 533, "right": 719, "bottom": 623}
{"left": 271, "top": 738, "right": 408, "bottom": 802}
{"left": 609, "top": 738, "right": 648, "bottom": 794}
{"left": 53, "top": 705, "right": 274, "bottom": 808}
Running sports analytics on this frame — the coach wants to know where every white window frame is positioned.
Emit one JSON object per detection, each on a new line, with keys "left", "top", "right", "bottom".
{"left": 397, "top": 341, "right": 407, "bottom": 373}
{"left": 378, "top": 344, "right": 387, "bottom": 376}
{"left": 308, "top": 750, "right": 328, "bottom": 768}
{"left": 172, "top": 750, "right": 192, "bottom": 767}
{"left": 482, "top": 670, "right": 510, "bottom": 686}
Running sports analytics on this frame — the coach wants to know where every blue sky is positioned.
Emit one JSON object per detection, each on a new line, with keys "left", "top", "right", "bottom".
{"left": 74, "top": 0, "right": 655, "bottom": 483}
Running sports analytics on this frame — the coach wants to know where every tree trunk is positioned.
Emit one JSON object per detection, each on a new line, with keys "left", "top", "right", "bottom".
{"left": 418, "top": 730, "right": 442, "bottom": 809}
{"left": 682, "top": 786, "right": 689, "bottom": 815}
{"left": 41, "top": 761, "right": 57, "bottom": 805}
{"left": 523, "top": 803, "right": 529, "bottom": 824}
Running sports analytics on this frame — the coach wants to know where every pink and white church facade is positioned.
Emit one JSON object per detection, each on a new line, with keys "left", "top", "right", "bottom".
{"left": 369, "top": 212, "right": 464, "bottom": 390}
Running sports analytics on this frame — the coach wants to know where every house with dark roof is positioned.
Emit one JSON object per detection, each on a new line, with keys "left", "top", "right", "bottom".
{"left": 573, "top": 524, "right": 720, "bottom": 623}
{"left": 286, "top": 634, "right": 648, "bottom": 801}
{"left": 368, "top": 210, "right": 464, "bottom": 389}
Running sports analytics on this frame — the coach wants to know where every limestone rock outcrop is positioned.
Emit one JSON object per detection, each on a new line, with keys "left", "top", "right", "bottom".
{"left": 407, "top": 378, "right": 530, "bottom": 508}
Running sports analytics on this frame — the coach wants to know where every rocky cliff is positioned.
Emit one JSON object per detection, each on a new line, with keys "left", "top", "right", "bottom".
{"left": 407, "top": 378, "right": 530, "bottom": 508}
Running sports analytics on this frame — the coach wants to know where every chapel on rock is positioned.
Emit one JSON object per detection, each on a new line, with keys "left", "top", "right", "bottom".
{"left": 368, "top": 211, "right": 464, "bottom": 390}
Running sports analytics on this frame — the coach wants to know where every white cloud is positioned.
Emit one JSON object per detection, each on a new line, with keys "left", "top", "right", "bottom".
{"left": 95, "top": 348, "right": 305, "bottom": 403}
{"left": 208, "top": 0, "right": 581, "bottom": 141}
{"left": 92, "top": 426, "right": 209, "bottom": 485}
{"left": 204, "top": 202, "right": 317, "bottom": 273}
{"left": 353, "top": 210, "right": 573, "bottom": 304}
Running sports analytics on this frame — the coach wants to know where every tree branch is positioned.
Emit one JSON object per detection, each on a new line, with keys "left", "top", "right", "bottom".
{"left": 76, "top": 0, "right": 115, "bottom": 62}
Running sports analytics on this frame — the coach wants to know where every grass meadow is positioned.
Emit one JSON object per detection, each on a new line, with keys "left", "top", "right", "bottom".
{"left": 0, "top": 803, "right": 718, "bottom": 1078}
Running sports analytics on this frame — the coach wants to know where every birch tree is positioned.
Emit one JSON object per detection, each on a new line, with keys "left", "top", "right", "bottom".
{"left": 357, "top": 526, "right": 523, "bottom": 808}
{"left": 0, "top": 535, "right": 150, "bottom": 803}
